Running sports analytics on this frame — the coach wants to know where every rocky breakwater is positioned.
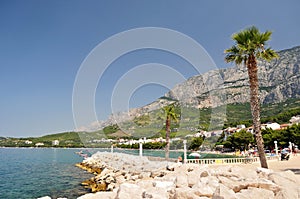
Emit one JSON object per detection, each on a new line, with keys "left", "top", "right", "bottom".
{"left": 77, "top": 152, "right": 300, "bottom": 199}
{"left": 76, "top": 152, "right": 170, "bottom": 193}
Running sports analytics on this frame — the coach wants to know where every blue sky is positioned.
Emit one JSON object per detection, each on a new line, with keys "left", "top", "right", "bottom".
{"left": 0, "top": 0, "right": 300, "bottom": 137}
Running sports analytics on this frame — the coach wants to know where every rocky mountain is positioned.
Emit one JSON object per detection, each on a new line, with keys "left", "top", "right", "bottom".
{"left": 165, "top": 45, "right": 300, "bottom": 108}
{"left": 78, "top": 46, "right": 300, "bottom": 131}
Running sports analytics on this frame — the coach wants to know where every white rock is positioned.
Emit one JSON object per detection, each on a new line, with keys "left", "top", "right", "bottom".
{"left": 138, "top": 171, "right": 151, "bottom": 179}
{"left": 137, "top": 180, "right": 155, "bottom": 189}
{"left": 200, "top": 170, "right": 210, "bottom": 177}
{"left": 256, "top": 167, "right": 273, "bottom": 175}
{"left": 77, "top": 191, "right": 116, "bottom": 199}
{"left": 167, "top": 162, "right": 182, "bottom": 171}
{"left": 160, "top": 173, "right": 177, "bottom": 184}
{"left": 175, "top": 173, "right": 188, "bottom": 188}
{"left": 100, "top": 167, "right": 112, "bottom": 176}
{"left": 116, "top": 174, "right": 126, "bottom": 184}
{"left": 106, "top": 183, "right": 116, "bottom": 191}
{"left": 269, "top": 171, "right": 300, "bottom": 199}
{"left": 194, "top": 184, "right": 214, "bottom": 197}
{"left": 175, "top": 187, "right": 200, "bottom": 199}
{"left": 251, "top": 178, "right": 280, "bottom": 193}
{"left": 212, "top": 184, "right": 237, "bottom": 199}
{"left": 153, "top": 180, "right": 175, "bottom": 191}
{"left": 206, "top": 176, "right": 221, "bottom": 189}
{"left": 116, "top": 183, "right": 144, "bottom": 199}
{"left": 37, "top": 197, "right": 51, "bottom": 199}
{"left": 230, "top": 166, "right": 258, "bottom": 179}
{"left": 105, "top": 176, "right": 116, "bottom": 184}
{"left": 142, "top": 187, "right": 169, "bottom": 199}
{"left": 235, "top": 187, "right": 275, "bottom": 199}
{"left": 186, "top": 166, "right": 206, "bottom": 187}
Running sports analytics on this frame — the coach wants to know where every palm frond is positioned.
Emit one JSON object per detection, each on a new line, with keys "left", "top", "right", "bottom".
{"left": 225, "top": 26, "right": 278, "bottom": 65}
{"left": 259, "top": 48, "right": 279, "bottom": 61}
{"left": 224, "top": 45, "right": 246, "bottom": 65}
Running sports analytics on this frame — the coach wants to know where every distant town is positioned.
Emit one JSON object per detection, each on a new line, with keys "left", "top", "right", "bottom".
{"left": 1, "top": 115, "right": 299, "bottom": 152}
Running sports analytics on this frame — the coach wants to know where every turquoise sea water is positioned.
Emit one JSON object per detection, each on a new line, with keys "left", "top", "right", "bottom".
{"left": 0, "top": 148, "right": 94, "bottom": 199}
{"left": 0, "top": 148, "right": 181, "bottom": 199}
{"left": 0, "top": 148, "right": 231, "bottom": 199}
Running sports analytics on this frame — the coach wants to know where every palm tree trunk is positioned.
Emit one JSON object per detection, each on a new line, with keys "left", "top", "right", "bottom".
{"left": 247, "top": 54, "right": 268, "bottom": 168}
{"left": 165, "top": 116, "right": 170, "bottom": 160}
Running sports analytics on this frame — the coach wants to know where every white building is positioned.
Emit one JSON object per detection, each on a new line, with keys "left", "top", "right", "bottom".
{"left": 261, "top": 122, "right": 281, "bottom": 130}
{"left": 25, "top": 140, "right": 32, "bottom": 144}
{"left": 237, "top": 124, "right": 246, "bottom": 129}
{"left": 35, "top": 142, "right": 44, "bottom": 147}
{"left": 52, "top": 140, "right": 60, "bottom": 146}
{"left": 290, "top": 115, "right": 300, "bottom": 125}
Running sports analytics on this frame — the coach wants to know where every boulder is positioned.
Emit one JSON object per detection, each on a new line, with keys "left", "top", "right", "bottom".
{"left": 77, "top": 191, "right": 117, "bottom": 199}
{"left": 193, "top": 183, "right": 214, "bottom": 198}
{"left": 235, "top": 187, "right": 274, "bottom": 199}
{"left": 153, "top": 180, "right": 175, "bottom": 191}
{"left": 116, "top": 183, "right": 144, "bottom": 199}
{"left": 186, "top": 166, "right": 207, "bottom": 187}
{"left": 106, "top": 183, "right": 116, "bottom": 191}
{"left": 138, "top": 171, "right": 151, "bottom": 179}
{"left": 230, "top": 166, "right": 258, "bottom": 180}
{"left": 212, "top": 184, "right": 237, "bottom": 199}
{"left": 248, "top": 178, "right": 280, "bottom": 194}
{"left": 137, "top": 180, "right": 155, "bottom": 190}
{"left": 199, "top": 175, "right": 220, "bottom": 190}
{"left": 115, "top": 176, "right": 125, "bottom": 185}
{"left": 217, "top": 176, "right": 244, "bottom": 192}
{"left": 141, "top": 187, "right": 169, "bottom": 199}
{"left": 174, "top": 187, "right": 201, "bottom": 199}
{"left": 269, "top": 171, "right": 300, "bottom": 199}
{"left": 90, "top": 181, "right": 106, "bottom": 192}
{"left": 200, "top": 170, "right": 209, "bottom": 177}
{"left": 105, "top": 176, "right": 116, "bottom": 184}
{"left": 175, "top": 173, "right": 188, "bottom": 188}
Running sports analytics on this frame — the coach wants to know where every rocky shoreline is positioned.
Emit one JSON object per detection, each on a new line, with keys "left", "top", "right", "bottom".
{"left": 76, "top": 152, "right": 300, "bottom": 199}
{"left": 75, "top": 152, "right": 171, "bottom": 193}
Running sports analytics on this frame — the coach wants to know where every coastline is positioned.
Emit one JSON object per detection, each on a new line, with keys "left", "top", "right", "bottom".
{"left": 74, "top": 152, "right": 300, "bottom": 199}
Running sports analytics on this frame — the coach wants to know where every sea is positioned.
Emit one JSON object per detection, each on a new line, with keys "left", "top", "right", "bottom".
{"left": 0, "top": 146, "right": 226, "bottom": 199}
{"left": 0, "top": 148, "right": 95, "bottom": 199}
{"left": 0, "top": 148, "right": 184, "bottom": 199}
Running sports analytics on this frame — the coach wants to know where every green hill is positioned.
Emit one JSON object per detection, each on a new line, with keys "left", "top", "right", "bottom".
{"left": 97, "top": 98, "right": 300, "bottom": 139}
{"left": 1, "top": 98, "right": 299, "bottom": 148}
{"left": 0, "top": 132, "right": 84, "bottom": 148}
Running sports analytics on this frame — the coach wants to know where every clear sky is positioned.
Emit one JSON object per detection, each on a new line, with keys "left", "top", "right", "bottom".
{"left": 1, "top": 0, "right": 299, "bottom": 137}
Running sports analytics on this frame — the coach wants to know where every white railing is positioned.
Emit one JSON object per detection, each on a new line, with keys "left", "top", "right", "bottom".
{"left": 187, "top": 155, "right": 279, "bottom": 165}
{"left": 266, "top": 155, "right": 280, "bottom": 161}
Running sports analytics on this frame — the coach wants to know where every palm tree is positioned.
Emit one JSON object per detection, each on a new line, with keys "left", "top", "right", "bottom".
{"left": 225, "top": 26, "right": 278, "bottom": 168}
{"left": 163, "top": 103, "right": 179, "bottom": 160}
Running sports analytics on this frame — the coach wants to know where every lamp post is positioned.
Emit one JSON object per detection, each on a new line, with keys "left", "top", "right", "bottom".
{"left": 289, "top": 142, "right": 293, "bottom": 156}
{"left": 139, "top": 139, "right": 143, "bottom": 157}
{"left": 274, "top": 141, "right": 278, "bottom": 156}
{"left": 183, "top": 140, "right": 187, "bottom": 164}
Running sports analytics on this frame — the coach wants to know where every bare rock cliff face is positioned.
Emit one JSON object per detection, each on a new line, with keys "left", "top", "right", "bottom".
{"left": 80, "top": 46, "right": 300, "bottom": 131}
{"left": 164, "top": 46, "right": 300, "bottom": 107}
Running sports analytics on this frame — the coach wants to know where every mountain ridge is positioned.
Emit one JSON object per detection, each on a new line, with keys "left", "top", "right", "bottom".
{"left": 79, "top": 45, "right": 300, "bottom": 132}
